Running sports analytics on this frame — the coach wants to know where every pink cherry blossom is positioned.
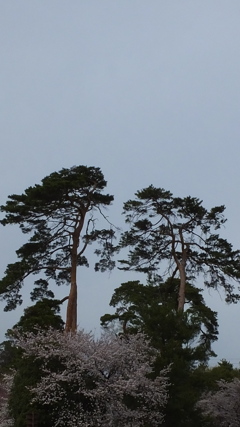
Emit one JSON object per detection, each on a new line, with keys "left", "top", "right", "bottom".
{"left": 15, "top": 329, "right": 169, "bottom": 426}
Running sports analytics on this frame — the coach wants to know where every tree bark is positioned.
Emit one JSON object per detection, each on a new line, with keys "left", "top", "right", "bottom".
{"left": 176, "top": 229, "right": 187, "bottom": 312}
{"left": 65, "top": 281, "right": 77, "bottom": 332}
{"left": 65, "top": 220, "right": 81, "bottom": 332}
{"left": 178, "top": 262, "right": 186, "bottom": 312}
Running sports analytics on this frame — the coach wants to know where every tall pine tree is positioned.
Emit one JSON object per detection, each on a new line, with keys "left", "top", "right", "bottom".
{"left": 0, "top": 166, "right": 115, "bottom": 331}
{"left": 119, "top": 185, "right": 240, "bottom": 311}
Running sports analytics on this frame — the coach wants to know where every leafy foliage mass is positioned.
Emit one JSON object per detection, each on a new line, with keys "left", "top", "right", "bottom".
{"left": 101, "top": 279, "right": 220, "bottom": 427}
{"left": 101, "top": 278, "right": 218, "bottom": 364}
{"left": 0, "top": 299, "right": 65, "bottom": 427}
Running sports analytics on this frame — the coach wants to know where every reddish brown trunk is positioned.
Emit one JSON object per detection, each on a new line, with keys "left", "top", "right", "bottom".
{"left": 65, "top": 224, "right": 81, "bottom": 333}
{"left": 65, "top": 206, "right": 89, "bottom": 332}
{"left": 65, "top": 281, "right": 77, "bottom": 332}
{"left": 178, "top": 263, "right": 186, "bottom": 312}
{"left": 177, "top": 240, "right": 188, "bottom": 312}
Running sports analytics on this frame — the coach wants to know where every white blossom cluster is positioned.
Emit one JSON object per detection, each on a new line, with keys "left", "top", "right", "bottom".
{"left": 197, "top": 377, "right": 240, "bottom": 427}
{"left": 15, "top": 329, "right": 169, "bottom": 426}
{"left": 0, "top": 373, "right": 14, "bottom": 427}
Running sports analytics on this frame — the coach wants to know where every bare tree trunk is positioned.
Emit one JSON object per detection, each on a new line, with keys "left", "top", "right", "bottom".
{"left": 65, "top": 206, "right": 89, "bottom": 332}
{"left": 178, "top": 262, "right": 186, "bottom": 312}
{"left": 176, "top": 230, "right": 188, "bottom": 312}
{"left": 65, "top": 281, "right": 77, "bottom": 332}
{"left": 65, "top": 225, "right": 80, "bottom": 333}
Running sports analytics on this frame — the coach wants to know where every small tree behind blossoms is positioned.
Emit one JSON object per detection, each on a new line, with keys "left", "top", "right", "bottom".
{"left": 197, "top": 378, "right": 240, "bottom": 426}
{"left": 15, "top": 329, "right": 169, "bottom": 427}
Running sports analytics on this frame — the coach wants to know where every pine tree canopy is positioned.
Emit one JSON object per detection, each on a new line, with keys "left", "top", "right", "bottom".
{"left": 0, "top": 165, "right": 115, "bottom": 331}
{"left": 119, "top": 185, "right": 240, "bottom": 310}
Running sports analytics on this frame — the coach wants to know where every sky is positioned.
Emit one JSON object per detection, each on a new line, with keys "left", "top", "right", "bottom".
{"left": 0, "top": 1, "right": 240, "bottom": 365}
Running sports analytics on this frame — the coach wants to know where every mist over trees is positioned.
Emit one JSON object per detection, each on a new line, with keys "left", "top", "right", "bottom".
{"left": 1, "top": 165, "right": 240, "bottom": 426}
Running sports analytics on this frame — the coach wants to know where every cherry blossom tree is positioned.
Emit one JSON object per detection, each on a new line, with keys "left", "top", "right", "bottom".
{"left": 0, "top": 374, "right": 14, "bottom": 427}
{"left": 14, "top": 329, "right": 169, "bottom": 427}
{"left": 197, "top": 378, "right": 240, "bottom": 426}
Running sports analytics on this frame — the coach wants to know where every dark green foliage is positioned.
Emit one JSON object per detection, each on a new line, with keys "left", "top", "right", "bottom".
{"left": 8, "top": 356, "right": 54, "bottom": 427}
{"left": 189, "top": 362, "right": 240, "bottom": 427}
{"left": 193, "top": 360, "right": 240, "bottom": 393}
{"left": 101, "top": 279, "right": 219, "bottom": 427}
{"left": 113, "top": 186, "right": 240, "bottom": 424}
{"left": 101, "top": 278, "right": 218, "bottom": 365}
{"left": 30, "top": 279, "right": 55, "bottom": 301}
{"left": 11, "top": 298, "right": 65, "bottom": 333}
{"left": 0, "top": 298, "right": 64, "bottom": 372}
{"left": 0, "top": 298, "right": 64, "bottom": 427}
{"left": 0, "top": 166, "right": 115, "bottom": 313}
{"left": 119, "top": 185, "right": 240, "bottom": 303}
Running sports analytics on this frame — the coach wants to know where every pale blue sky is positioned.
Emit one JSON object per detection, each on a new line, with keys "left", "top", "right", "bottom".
{"left": 1, "top": 1, "right": 240, "bottom": 365}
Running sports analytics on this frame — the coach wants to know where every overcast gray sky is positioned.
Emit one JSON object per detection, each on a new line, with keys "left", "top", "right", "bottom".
{"left": 1, "top": 1, "right": 240, "bottom": 365}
